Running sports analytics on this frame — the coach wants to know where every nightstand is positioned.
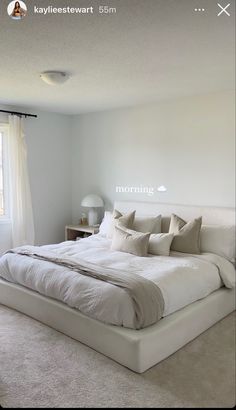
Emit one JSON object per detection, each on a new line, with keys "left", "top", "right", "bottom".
{"left": 65, "top": 225, "right": 100, "bottom": 241}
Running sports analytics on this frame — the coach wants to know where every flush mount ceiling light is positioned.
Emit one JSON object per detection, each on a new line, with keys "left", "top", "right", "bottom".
{"left": 40, "top": 71, "right": 69, "bottom": 86}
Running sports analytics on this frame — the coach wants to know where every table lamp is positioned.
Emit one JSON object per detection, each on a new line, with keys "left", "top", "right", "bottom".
{"left": 81, "top": 194, "right": 104, "bottom": 226}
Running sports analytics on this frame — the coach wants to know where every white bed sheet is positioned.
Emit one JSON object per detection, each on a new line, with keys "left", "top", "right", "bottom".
{"left": 0, "top": 234, "right": 234, "bottom": 329}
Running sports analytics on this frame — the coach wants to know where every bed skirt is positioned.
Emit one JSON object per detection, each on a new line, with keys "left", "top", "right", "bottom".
{"left": 0, "top": 278, "right": 235, "bottom": 373}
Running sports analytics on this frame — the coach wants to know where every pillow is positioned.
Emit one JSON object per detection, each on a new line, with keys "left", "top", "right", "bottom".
{"left": 107, "top": 209, "right": 136, "bottom": 239}
{"left": 161, "top": 216, "right": 171, "bottom": 233}
{"left": 132, "top": 215, "right": 162, "bottom": 233}
{"left": 169, "top": 214, "right": 202, "bottom": 254}
{"left": 111, "top": 226, "right": 150, "bottom": 257}
{"left": 200, "top": 224, "right": 235, "bottom": 262}
{"left": 148, "top": 233, "right": 174, "bottom": 256}
{"left": 169, "top": 214, "right": 186, "bottom": 234}
{"left": 99, "top": 211, "right": 112, "bottom": 237}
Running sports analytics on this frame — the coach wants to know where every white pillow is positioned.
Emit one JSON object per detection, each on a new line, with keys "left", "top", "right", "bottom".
{"left": 200, "top": 225, "right": 235, "bottom": 262}
{"left": 111, "top": 226, "right": 150, "bottom": 257}
{"left": 99, "top": 211, "right": 112, "bottom": 237}
{"left": 149, "top": 233, "right": 174, "bottom": 256}
{"left": 132, "top": 215, "right": 161, "bottom": 233}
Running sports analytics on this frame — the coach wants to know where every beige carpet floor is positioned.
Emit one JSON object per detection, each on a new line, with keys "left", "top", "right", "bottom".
{"left": 0, "top": 306, "right": 235, "bottom": 408}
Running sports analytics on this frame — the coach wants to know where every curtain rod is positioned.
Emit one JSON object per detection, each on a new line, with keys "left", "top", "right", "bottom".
{"left": 0, "top": 109, "right": 37, "bottom": 118}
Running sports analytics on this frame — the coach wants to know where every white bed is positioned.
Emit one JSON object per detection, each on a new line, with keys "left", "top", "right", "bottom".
{"left": 0, "top": 201, "right": 235, "bottom": 373}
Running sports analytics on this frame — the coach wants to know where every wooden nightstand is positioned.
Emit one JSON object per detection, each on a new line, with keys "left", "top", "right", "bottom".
{"left": 65, "top": 225, "right": 100, "bottom": 241}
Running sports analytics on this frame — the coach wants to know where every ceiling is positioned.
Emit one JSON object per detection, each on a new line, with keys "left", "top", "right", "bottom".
{"left": 0, "top": 0, "right": 235, "bottom": 114}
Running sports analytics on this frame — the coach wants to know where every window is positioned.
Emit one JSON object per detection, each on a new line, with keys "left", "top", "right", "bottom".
{"left": 0, "top": 125, "right": 9, "bottom": 220}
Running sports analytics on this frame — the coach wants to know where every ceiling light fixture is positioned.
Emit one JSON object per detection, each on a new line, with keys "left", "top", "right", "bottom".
{"left": 40, "top": 71, "right": 69, "bottom": 86}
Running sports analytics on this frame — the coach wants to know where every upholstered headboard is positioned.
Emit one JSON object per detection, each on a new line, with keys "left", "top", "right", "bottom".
{"left": 114, "top": 201, "right": 235, "bottom": 231}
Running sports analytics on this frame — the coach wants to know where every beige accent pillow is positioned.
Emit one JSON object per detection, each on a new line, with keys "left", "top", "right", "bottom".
{"left": 107, "top": 209, "right": 136, "bottom": 239}
{"left": 169, "top": 214, "right": 202, "bottom": 254}
{"left": 132, "top": 215, "right": 162, "bottom": 233}
{"left": 169, "top": 214, "right": 186, "bottom": 234}
{"left": 148, "top": 233, "right": 174, "bottom": 256}
{"left": 111, "top": 226, "right": 151, "bottom": 257}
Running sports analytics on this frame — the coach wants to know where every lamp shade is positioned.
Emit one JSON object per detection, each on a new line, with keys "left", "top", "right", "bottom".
{"left": 81, "top": 194, "right": 104, "bottom": 208}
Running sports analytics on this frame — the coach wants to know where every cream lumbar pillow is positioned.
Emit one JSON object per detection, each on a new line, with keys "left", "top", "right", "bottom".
{"left": 107, "top": 209, "right": 136, "bottom": 239}
{"left": 111, "top": 226, "right": 151, "bottom": 257}
{"left": 148, "top": 233, "right": 174, "bottom": 256}
{"left": 169, "top": 214, "right": 202, "bottom": 254}
{"left": 132, "top": 215, "right": 162, "bottom": 234}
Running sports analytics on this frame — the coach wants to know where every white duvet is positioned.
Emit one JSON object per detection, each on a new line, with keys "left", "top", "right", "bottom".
{"left": 0, "top": 234, "right": 235, "bottom": 329}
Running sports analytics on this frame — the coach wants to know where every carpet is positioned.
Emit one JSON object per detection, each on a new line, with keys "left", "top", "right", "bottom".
{"left": 0, "top": 305, "right": 235, "bottom": 408}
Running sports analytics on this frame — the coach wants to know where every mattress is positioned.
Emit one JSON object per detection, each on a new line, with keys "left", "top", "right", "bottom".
{"left": 0, "top": 234, "right": 234, "bottom": 329}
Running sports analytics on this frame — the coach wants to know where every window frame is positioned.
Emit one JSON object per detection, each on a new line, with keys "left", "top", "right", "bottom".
{"left": 0, "top": 124, "right": 10, "bottom": 223}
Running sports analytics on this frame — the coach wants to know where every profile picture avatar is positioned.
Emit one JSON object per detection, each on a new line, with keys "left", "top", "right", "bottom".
{"left": 8, "top": 1, "right": 27, "bottom": 19}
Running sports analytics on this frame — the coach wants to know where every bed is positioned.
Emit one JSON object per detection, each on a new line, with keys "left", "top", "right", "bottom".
{"left": 0, "top": 201, "right": 235, "bottom": 373}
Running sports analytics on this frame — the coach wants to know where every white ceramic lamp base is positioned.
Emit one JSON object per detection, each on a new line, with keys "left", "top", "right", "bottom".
{"left": 88, "top": 208, "right": 98, "bottom": 226}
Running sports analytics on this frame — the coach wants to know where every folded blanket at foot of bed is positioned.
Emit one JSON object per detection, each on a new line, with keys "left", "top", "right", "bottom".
{"left": 7, "top": 246, "right": 165, "bottom": 330}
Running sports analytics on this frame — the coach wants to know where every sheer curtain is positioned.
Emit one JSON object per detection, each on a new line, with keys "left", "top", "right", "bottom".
{"left": 9, "top": 115, "right": 35, "bottom": 247}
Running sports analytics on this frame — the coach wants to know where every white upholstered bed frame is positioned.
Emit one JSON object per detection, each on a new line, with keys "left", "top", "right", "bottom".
{"left": 0, "top": 201, "right": 235, "bottom": 373}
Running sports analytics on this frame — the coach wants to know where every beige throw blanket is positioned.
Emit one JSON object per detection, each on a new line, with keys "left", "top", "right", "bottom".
{"left": 8, "top": 246, "right": 165, "bottom": 329}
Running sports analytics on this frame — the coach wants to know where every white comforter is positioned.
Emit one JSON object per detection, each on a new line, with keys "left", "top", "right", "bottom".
{"left": 0, "top": 234, "right": 235, "bottom": 329}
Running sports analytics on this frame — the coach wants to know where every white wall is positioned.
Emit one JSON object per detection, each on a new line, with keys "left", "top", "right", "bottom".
{"left": 71, "top": 91, "right": 235, "bottom": 222}
{"left": 0, "top": 107, "right": 72, "bottom": 253}
{"left": 0, "top": 90, "right": 234, "bottom": 253}
{"left": 25, "top": 110, "right": 72, "bottom": 245}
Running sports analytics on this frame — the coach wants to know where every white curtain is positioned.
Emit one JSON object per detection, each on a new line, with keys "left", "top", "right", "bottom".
{"left": 9, "top": 115, "right": 35, "bottom": 247}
